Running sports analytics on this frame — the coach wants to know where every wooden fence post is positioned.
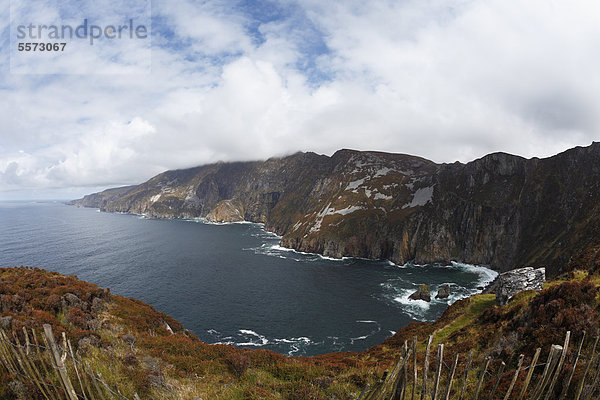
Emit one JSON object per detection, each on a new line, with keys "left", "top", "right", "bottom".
{"left": 400, "top": 349, "right": 410, "bottom": 400}
{"left": 8, "top": 331, "right": 51, "bottom": 400}
{"left": 490, "top": 361, "right": 506, "bottom": 398}
{"left": 31, "top": 328, "right": 62, "bottom": 400}
{"left": 559, "top": 331, "right": 584, "bottom": 400}
{"left": 473, "top": 357, "right": 490, "bottom": 400}
{"left": 43, "top": 324, "right": 79, "bottom": 400}
{"left": 582, "top": 352, "right": 600, "bottom": 400}
{"left": 544, "top": 331, "right": 571, "bottom": 400}
{"left": 85, "top": 361, "right": 110, "bottom": 400}
{"left": 503, "top": 354, "right": 524, "bottom": 400}
{"left": 0, "top": 330, "right": 19, "bottom": 376}
{"left": 421, "top": 335, "right": 433, "bottom": 400}
{"left": 431, "top": 344, "right": 443, "bottom": 400}
{"left": 458, "top": 350, "right": 472, "bottom": 400}
{"left": 412, "top": 336, "right": 418, "bottom": 400}
{"left": 519, "top": 348, "right": 541, "bottom": 400}
{"left": 575, "top": 335, "right": 599, "bottom": 400}
{"left": 532, "top": 344, "right": 561, "bottom": 400}
{"left": 67, "top": 338, "right": 90, "bottom": 400}
{"left": 443, "top": 353, "right": 459, "bottom": 400}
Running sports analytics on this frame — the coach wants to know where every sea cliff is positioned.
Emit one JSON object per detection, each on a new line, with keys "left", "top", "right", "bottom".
{"left": 69, "top": 143, "right": 600, "bottom": 276}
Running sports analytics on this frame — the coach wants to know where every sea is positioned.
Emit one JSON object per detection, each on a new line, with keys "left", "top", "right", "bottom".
{"left": 0, "top": 201, "right": 497, "bottom": 356}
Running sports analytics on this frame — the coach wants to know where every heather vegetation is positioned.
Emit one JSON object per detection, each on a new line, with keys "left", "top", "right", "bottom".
{"left": 1, "top": 266, "right": 599, "bottom": 399}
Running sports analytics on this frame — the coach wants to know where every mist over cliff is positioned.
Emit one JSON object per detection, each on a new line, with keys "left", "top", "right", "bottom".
{"left": 70, "top": 143, "right": 600, "bottom": 276}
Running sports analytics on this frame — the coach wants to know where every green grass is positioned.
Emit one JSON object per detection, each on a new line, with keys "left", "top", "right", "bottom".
{"left": 433, "top": 294, "right": 496, "bottom": 345}
{"left": 543, "top": 269, "right": 589, "bottom": 289}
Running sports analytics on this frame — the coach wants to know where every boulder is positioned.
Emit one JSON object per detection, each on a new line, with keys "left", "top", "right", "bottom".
{"left": 86, "top": 319, "right": 101, "bottom": 331}
{"left": 61, "top": 293, "right": 85, "bottom": 314}
{"left": 495, "top": 267, "right": 545, "bottom": 305}
{"left": 409, "top": 284, "right": 431, "bottom": 302}
{"left": 435, "top": 284, "right": 451, "bottom": 299}
{"left": 91, "top": 297, "right": 106, "bottom": 313}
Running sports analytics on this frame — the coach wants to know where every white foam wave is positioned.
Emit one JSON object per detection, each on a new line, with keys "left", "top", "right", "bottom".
{"left": 393, "top": 288, "right": 434, "bottom": 321}
{"left": 237, "top": 329, "right": 269, "bottom": 346}
{"left": 388, "top": 260, "right": 406, "bottom": 268}
{"left": 251, "top": 230, "right": 282, "bottom": 239}
{"left": 250, "top": 243, "right": 349, "bottom": 263}
{"left": 235, "top": 330, "right": 315, "bottom": 355}
{"left": 449, "top": 261, "right": 498, "bottom": 288}
{"left": 350, "top": 335, "right": 369, "bottom": 343}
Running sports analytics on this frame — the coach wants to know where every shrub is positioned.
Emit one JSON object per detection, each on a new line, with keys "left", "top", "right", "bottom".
{"left": 517, "top": 280, "right": 599, "bottom": 350}
{"left": 66, "top": 308, "right": 88, "bottom": 329}
{"left": 225, "top": 352, "right": 251, "bottom": 377}
{"left": 123, "top": 353, "right": 138, "bottom": 366}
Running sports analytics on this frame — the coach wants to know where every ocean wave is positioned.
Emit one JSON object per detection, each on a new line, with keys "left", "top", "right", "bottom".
{"left": 205, "top": 323, "right": 384, "bottom": 356}
{"left": 250, "top": 230, "right": 282, "bottom": 239}
{"left": 449, "top": 261, "right": 498, "bottom": 288}
{"left": 381, "top": 262, "right": 498, "bottom": 322}
{"left": 237, "top": 329, "right": 269, "bottom": 346}
{"left": 247, "top": 242, "right": 349, "bottom": 263}
{"left": 393, "top": 288, "right": 434, "bottom": 321}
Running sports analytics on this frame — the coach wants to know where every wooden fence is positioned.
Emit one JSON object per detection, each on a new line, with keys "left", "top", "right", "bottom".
{"left": 2, "top": 326, "right": 598, "bottom": 399}
{"left": 358, "top": 331, "right": 600, "bottom": 400}
{"left": 0, "top": 324, "right": 137, "bottom": 400}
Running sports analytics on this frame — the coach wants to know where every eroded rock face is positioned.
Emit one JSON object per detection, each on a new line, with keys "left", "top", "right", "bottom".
{"left": 435, "top": 284, "right": 450, "bottom": 299}
{"left": 69, "top": 143, "right": 600, "bottom": 276}
{"left": 206, "top": 200, "right": 244, "bottom": 223}
{"left": 409, "top": 284, "right": 431, "bottom": 302}
{"left": 495, "top": 267, "right": 545, "bottom": 305}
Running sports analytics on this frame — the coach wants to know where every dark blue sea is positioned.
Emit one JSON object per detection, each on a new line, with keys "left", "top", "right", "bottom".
{"left": 0, "top": 202, "right": 496, "bottom": 356}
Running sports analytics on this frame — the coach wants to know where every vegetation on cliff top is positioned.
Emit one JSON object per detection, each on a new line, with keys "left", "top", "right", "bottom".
{"left": 1, "top": 266, "right": 599, "bottom": 399}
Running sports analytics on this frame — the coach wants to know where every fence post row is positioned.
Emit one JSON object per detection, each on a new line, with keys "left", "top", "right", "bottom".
{"left": 0, "top": 326, "right": 136, "bottom": 400}
{"left": 1, "top": 328, "right": 598, "bottom": 400}
{"left": 354, "top": 330, "right": 600, "bottom": 400}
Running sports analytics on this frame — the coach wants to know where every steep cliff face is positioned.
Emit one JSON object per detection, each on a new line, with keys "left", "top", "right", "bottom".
{"left": 66, "top": 185, "right": 138, "bottom": 209}
{"left": 69, "top": 143, "right": 600, "bottom": 276}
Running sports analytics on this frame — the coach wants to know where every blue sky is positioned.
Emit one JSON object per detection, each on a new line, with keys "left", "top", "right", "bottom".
{"left": 1, "top": 0, "right": 600, "bottom": 199}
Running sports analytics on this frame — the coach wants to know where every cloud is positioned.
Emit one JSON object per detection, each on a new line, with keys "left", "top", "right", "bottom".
{"left": 1, "top": 0, "right": 599, "bottom": 198}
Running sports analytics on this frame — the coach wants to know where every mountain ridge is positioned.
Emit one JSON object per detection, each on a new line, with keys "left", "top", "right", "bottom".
{"left": 69, "top": 143, "right": 600, "bottom": 276}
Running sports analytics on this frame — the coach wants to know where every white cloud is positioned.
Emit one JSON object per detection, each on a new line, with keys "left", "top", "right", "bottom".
{"left": 1, "top": 0, "right": 599, "bottom": 198}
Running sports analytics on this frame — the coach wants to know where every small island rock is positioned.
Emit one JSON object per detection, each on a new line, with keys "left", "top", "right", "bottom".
{"left": 435, "top": 284, "right": 451, "bottom": 299}
{"left": 409, "top": 284, "right": 431, "bottom": 302}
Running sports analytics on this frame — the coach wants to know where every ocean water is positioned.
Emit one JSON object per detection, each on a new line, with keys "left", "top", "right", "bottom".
{"left": 0, "top": 202, "right": 497, "bottom": 356}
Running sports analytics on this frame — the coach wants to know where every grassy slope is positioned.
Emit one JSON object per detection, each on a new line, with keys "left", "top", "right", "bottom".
{"left": 1, "top": 267, "right": 599, "bottom": 399}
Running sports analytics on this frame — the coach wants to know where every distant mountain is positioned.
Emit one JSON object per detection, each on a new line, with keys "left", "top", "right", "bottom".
{"left": 69, "top": 143, "right": 600, "bottom": 276}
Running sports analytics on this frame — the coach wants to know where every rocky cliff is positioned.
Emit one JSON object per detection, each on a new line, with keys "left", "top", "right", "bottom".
{"left": 69, "top": 143, "right": 600, "bottom": 276}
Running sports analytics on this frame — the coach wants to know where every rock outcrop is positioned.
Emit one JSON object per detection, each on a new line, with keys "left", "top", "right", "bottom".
{"left": 494, "top": 267, "right": 546, "bottom": 305}
{"left": 409, "top": 284, "right": 431, "bottom": 302}
{"left": 206, "top": 200, "right": 245, "bottom": 223}
{"left": 435, "top": 284, "right": 450, "bottom": 299}
{"left": 69, "top": 143, "right": 600, "bottom": 276}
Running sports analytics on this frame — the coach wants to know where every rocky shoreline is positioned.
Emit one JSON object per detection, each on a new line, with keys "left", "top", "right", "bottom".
{"left": 69, "top": 143, "right": 600, "bottom": 276}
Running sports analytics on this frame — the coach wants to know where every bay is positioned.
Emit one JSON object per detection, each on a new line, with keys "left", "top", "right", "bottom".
{"left": 0, "top": 202, "right": 496, "bottom": 356}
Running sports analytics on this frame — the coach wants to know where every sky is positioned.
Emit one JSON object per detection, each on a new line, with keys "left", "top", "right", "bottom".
{"left": 1, "top": 0, "right": 599, "bottom": 200}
